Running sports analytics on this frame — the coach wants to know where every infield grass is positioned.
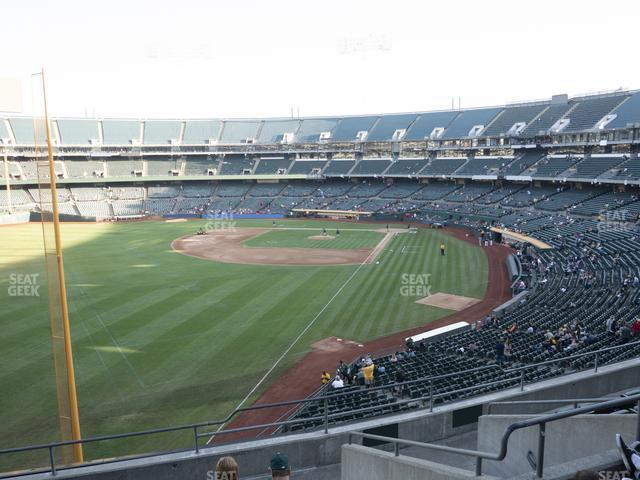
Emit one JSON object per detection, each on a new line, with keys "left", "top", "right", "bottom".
{"left": 244, "top": 228, "right": 384, "bottom": 249}
{"left": 0, "top": 219, "right": 487, "bottom": 470}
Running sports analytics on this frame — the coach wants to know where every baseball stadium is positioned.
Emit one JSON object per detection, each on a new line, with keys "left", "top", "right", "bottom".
{"left": 2, "top": 3, "right": 640, "bottom": 480}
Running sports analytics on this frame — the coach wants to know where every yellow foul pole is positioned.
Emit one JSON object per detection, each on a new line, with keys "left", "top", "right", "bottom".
{"left": 40, "top": 68, "right": 84, "bottom": 463}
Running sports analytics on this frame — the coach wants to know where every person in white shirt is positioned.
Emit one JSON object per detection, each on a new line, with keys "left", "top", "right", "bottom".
{"left": 331, "top": 375, "right": 344, "bottom": 389}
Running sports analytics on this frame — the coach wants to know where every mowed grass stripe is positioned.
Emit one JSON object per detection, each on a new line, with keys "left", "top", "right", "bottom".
{"left": 0, "top": 220, "right": 489, "bottom": 464}
{"left": 244, "top": 228, "right": 384, "bottom": 250}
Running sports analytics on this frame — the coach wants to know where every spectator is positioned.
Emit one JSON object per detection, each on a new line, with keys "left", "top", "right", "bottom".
{"left": 504, "top": 339, "right": 513, "bottom": 362}
{"left": 215, "top": 456, "right": 239, "bottom": 480}
{"left": 270, "top": 452, "right": 291, "bottom": 479}
{"left": 617, "top": 434, "right": 640, "bottom": 479}
{"left": 331, "top": 375, "right": 344, "bottom": 389}
{"left": 363, "top": 360, "right": 375, "bottom": 387}
{"left": 394, "top": 369, "right": 406, "bottom": 396}
{"left": 495, "top": 339, "right": 505, "bottom": 365}
{"left": 606, "top": 316, "right": 617, "bottom": 334}
{"left": 321, "top": 371, "right": 330, "bottom": 385}
{"left": 618, "top": 322, "right": 632, "bottom": 343}
{"left": 338, "top": 360, "right": 350, "bottom": 384}
{"left": 632, "top": 318, "right": 640, "bottom": 336}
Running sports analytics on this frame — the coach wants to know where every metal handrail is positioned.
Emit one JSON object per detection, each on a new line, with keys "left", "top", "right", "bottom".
{"left": 0, "top": 339, "right": 638, "bottom": 477}
{"left": 348, "top": 393, "right": 640, "bottom": 478}
{"left": 486, "top": 397, "right": 636, "bottom": 414}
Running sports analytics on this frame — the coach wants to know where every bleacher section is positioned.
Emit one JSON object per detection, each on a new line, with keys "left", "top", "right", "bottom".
{"left": 482, "top": 104, "right": 548, "bottom": 137}
{"left": 9, "top": 118, "right": 47, "bottom": 145}
{"left": 182, "top": 185, "right": 213, "bottom": 197}
{"left": 411, "top": 183, "right": 460, "bottom": 200}
{"left": 247, "top": 183, "right": 285, "bottom": 197}
{"left": 532, "top": 156, "right": 579, "bottom": 178}
{"left": 106, "top": 159, "right": 143, "bottom": 177}
{"left": 182, "top": 120, "right": 222, "bottom": 144}
{"left": 501, "top": 186, "right": 558, "bottom": 207}
{"left": 365, "top": 114, "right": 417, "bottom": 142}
{"left": 569, "top": 155, "right": 625, "bottom": 179}
{"left": 403, "top": 111, "right": 459, "bottom": 141}
{"left": 504, "top": 151, "right": 545, "bottom": 176}
{"left": 323, "top": 160, "right": 356, "bottom": 176}
{"left": 379, "top": 182, "right": 424, "bottom": 198}
{"left": 563, "top": 94, "right": 629, "bottom": 132}
{"left": 455, "top": 157, "right": 510, "bottom": 176}
{"left": 147, "top": 186, "right": 180, "bottom": 198}
{"left": 256, "top": 120, "right": 300, "bottom": 144}
{"left": 534, "top": 188, "right": 604, "bottom": 211}
{"left": 521, "top": 103, "right": 573, "bottom": 135}
{"left": 440, "top": 108, "right": 502, "bottom": 139}
{"left": 71, "top": 187, "right": 107, "bottom": 201}
{"left": 613, "top": 156, "right": 640, "bottom": 181}
{"left": 143, "top": 121, "right": 181, "bottom": 144}
{"left": 254, "top": 157, "right": 291, "bottom": 175}
{"left": 184, "top": 157, "right": 219, "bottom": 176}
{"left": 112, "top": 200, "right": 143, "bottom": 216}
{"left": 296, "top": 118, "right": 340, "bottom": 143}
{"left": 220, "top": 121, "right": 261, "bottom": 144}
{"left": 75, "top": 201, "right": 111, "bottom": 218}
{"left": 102, "top": 120, "right": 140, "bottom": 145}
{"left": 57, "top": 119, "right": 100, "bottom": 145}
{"left": 109, "top": 186, "right": 144, "bottom": 200}
{"left": 384, "top": 159, "right": 428, "bottom": 176}
{"left": 65, "top": 159, "right": 104, "bottom": 178}
{"left": 572, "top": 191, "right": 638, "bottom": 216}
{"left": 421, "top": 158, "right": 466, "bottom": 176}
{"left": 606, "top": 91, "right": 640, "bottom": 129}
{"left": 331, "top": 116, "right": 378, "bottom": 142}
{"left": 349, "top": 159, "right": 392, "bottom": 176}
{"left": 442, "top": 184, "right": 495, "bottom": 202}
{"left": 477, "top": 185, "right": 523, "bottom": 205}
{"left": 347, "top": 182, "right": 388, "bottom": 198}
{"left": 147, "top": 158, "right": 176, "bottom": 176}
{"left": 288, "top": 160, "right": 326, "bottom": 175}
{"left": 219, "top": 154, "right": 255, "bottom": 175}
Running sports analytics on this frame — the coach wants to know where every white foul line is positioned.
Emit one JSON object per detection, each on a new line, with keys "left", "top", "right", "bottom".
{"left": 207, "top": 232, "right": 394, "bottom": 443}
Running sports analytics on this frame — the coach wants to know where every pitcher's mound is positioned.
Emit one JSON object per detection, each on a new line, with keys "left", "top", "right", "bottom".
{"left": 416, "top": 292, "right": 481, "bottom": 311}
{"left": 308, "top": 235, "right": 335, "bottom": 240}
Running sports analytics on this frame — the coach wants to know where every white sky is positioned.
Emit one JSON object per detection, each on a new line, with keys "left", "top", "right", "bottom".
{"left": 3, "top": 0, "right": 639, "bottom": 119}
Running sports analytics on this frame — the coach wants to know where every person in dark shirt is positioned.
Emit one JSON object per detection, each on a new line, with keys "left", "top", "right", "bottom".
{"left": 495, "top": 339, "right": 505, "bottom": 365}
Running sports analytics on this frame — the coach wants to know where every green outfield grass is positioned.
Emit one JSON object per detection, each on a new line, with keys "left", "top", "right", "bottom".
{"left": 243, "top": 228, "right": 384, "bottom": 249}
{"left": 0, "top": 219, "right": 487, "bottom": 470}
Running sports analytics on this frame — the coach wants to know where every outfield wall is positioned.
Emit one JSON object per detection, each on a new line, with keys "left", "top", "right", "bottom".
{"left": 0, "top": 212, "right": 29, "bottom": 225}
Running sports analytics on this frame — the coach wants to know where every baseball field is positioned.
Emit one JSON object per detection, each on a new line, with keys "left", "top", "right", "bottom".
{"left": 0, "top": 218, "right": 488, "bottom": 469}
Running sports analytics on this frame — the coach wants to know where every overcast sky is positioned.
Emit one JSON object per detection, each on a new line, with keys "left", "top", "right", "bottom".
{"left": 2, "top": 0, "right": 638, "bottom": 119}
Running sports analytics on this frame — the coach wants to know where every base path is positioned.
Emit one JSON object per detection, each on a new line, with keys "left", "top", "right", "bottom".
{"left": 172, "top": 228, "right": 399, "bottom": 266}
{"left": 215, "top": 226, "right": 514, "bottom": 444}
